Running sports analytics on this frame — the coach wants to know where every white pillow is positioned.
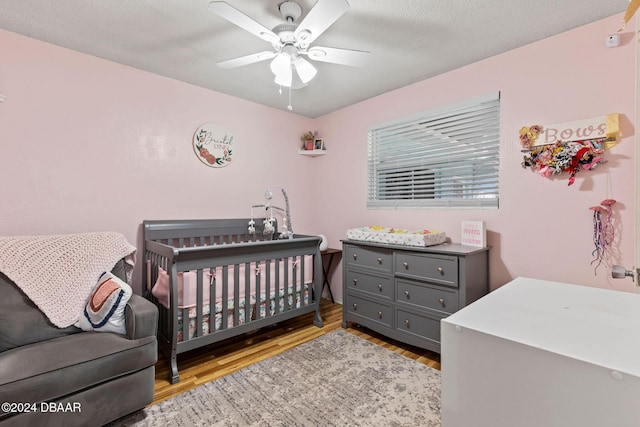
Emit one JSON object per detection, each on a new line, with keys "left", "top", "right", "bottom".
{"left": 76, "top": 272, "right": 132, "bottom": 334}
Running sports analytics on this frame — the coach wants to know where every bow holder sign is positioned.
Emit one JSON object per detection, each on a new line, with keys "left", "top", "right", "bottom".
{"left": 193, "top": 123, "right": 234, "bottom": 168}
{"left": 520, "top": 114, "right": 619, "bottom": 186}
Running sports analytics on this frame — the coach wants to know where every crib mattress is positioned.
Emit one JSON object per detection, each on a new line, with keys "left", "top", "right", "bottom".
{"left": 347, "top": 226, "right": 446, "bottom": 247}
{"left": 176, "top": 285, "right": 309, "bottom": 342}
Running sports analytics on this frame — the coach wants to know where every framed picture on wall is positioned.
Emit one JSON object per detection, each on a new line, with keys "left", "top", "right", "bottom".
{"left": 314, "top": 139, "right": 324, "bottom": 150}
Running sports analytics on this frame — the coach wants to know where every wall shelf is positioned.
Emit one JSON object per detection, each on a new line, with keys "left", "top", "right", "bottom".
{"left": 298, "top": 149, "right": 327, "bottom": 157}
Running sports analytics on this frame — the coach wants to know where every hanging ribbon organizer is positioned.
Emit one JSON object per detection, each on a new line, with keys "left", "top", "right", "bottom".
{"left": 519, "top": 114, "right": 619, "bottom": 186}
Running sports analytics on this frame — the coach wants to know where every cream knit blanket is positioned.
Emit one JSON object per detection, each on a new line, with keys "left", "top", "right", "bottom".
{"left": 0, "top": 232, "right": 136, "bottom": 328}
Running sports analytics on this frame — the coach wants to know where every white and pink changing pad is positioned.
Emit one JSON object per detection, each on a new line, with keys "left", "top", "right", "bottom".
{"left": 347, "top": 226, "right": 446, "bottom": 247}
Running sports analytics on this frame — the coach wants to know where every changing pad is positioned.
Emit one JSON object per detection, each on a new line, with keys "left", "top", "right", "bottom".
{"left": 346, "top": 226, "right": 446, "bottom": 247}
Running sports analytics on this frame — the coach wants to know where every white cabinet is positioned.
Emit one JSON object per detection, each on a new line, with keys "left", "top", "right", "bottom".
{"left": 441, "top": 277, "right": 640, "bottom": 427}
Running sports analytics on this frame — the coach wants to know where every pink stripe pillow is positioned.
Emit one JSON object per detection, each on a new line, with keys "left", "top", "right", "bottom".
{"left": 76, "top": 272, "right": 132, "bottom": 334}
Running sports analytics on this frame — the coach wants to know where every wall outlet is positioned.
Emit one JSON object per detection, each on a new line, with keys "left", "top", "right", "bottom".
{"left": 605, "top": 34, "right": 620, "bottom": 48}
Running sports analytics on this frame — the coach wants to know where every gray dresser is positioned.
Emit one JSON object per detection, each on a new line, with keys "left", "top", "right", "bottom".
{"left": 342, "top": 240, "right": 489, "bottom": 353}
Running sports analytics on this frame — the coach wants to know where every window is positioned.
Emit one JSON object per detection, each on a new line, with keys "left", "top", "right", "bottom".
{"left": 367, "top": 92, "right": 500, "bottom": 209}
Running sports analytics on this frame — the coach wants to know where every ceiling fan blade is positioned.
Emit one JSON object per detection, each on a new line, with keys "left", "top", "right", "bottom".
{"left": 209, "top": 1, "right": 280, "bottom": 43}
{"left": 218, "top": 51, "right": 276, "bottom": 69}
{"left": 294, "top": 0, "right": 349, "bottom": 45}
{"left": 306, "top": 46, "right": 370, "bottom": 67}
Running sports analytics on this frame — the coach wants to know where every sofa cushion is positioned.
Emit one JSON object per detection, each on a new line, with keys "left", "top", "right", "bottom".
{"left": 0, "top": 331, "right": 157, "bottom": 404}
{"left": 0, "top": 272, "right": 80, "bottom": 353}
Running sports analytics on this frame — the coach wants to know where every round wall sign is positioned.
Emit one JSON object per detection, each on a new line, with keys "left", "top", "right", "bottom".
{"left": 193, "top": 123, "right": 234, "bottom": 168}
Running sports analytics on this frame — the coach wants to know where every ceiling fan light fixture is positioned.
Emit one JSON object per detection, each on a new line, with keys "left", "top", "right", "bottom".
{"left": 274, "top": 69, "right": 293, "bottom": 87}
{"left": 271, "top": 53, "right": 293, "bottom": 86}
{"left": 294, "top": 57, "right": 317, "bottom": 84}
{"left": 270, "top": 52, "right": 291, "bottom": 75}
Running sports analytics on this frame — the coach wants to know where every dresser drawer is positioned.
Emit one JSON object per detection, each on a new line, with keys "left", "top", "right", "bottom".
{"left": 394, "top": 252, "right": 458, "bottom": 287}
{"left": 395, "top": 308, "right": 443, "bottom": 344}
{"left": 345, "top": 270, "right": 393, "bottom": 299}
{"left": 396, "top": 279, "right": 458, "bottom": 314}
{"left": 345, "top": 293, "right": 393, "bottom": 328}
{"left": 345, "top": 244, "right": 392, "bottom": 272}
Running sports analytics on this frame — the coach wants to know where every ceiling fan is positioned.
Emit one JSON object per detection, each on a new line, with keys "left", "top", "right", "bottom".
{"left": 208, "top": 0, "right": 370, "bottom": 89}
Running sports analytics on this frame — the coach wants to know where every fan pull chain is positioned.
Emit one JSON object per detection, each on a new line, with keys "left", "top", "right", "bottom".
{"left": 287, "top": 85, "right": 293, "bottom": 110}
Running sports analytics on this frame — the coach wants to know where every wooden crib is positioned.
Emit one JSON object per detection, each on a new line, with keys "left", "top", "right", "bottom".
{"left": 143, "top": 218, "right": 324, "bottom": 384}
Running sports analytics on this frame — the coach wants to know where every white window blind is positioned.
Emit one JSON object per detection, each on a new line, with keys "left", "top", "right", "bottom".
{"left": 367, "top": 92, "right": 500, "bottom": 209}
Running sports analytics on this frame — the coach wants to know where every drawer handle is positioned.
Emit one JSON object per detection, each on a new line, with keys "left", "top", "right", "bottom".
{"left": 352, "top": 278, "right": 358, "bottom": 286}
{"left": 439, "top": 298, "right": 445, "bottom": 307}
{"left": 403, "top": 262, "right": 409, "bottom": 269}
{"left": 404, "top": 290, "right": 410, "bottom": 299}
{"left": 378, "top": 284, "right": 383, "bottom": 291}
{"left": 378, "top": 311, "right": 383, "bottom": 319}
{"left": 404, "top": 319, "right": 410, "bottom": 328}
{"left": 352, "top": 303, "right": 358, "bottom": 311}
{"left": 377, "top": 257, "right": 382, "bottom": 264}
{"left": 437, "top": 267, "right": 443, "bottom": 274}
{"left": 353, "top": 254, "right": 358, "bottom": 260}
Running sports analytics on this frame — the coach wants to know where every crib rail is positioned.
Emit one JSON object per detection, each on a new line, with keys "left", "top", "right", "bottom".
{"left": 142, "top": 219, "right": 323, "bottom": 384}
{"left": 144, "top": 218, "right": 277, "bottom": 245}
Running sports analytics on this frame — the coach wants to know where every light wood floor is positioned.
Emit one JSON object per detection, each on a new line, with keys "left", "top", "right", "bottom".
{"left": 152, "top": 299, "right": 441, "bottom": 406}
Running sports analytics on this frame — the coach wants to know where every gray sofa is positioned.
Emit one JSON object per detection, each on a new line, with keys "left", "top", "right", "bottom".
{"left": 0, "top": 261, "right": 158, "bottom": 427}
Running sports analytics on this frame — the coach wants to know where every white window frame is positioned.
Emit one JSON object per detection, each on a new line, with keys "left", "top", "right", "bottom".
{"left": 367, "top": 92, "right": 500, "bottom": 209}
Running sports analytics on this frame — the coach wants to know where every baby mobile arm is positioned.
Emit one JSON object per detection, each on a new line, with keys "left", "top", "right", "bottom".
{"left": 248, "top": 187, "right": 294, "bottom": 240}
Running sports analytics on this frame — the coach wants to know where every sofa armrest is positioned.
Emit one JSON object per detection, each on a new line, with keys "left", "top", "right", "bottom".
{"left": 125, "top": 294, "right": 158, "bottom": 340}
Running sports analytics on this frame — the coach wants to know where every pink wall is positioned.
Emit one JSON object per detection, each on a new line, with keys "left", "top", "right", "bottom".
{"left": 1, "top": 13, "right": 636, "bottom": 297}
{"left": 314, "top": 14, "right": 637, "bottom": 295}
{"left": 0, "top": 29, "right": 321, "bottom": 292}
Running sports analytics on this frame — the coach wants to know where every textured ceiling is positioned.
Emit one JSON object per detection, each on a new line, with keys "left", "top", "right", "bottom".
{"left": 0, "top": 0, "right": 630, "bottom": 117}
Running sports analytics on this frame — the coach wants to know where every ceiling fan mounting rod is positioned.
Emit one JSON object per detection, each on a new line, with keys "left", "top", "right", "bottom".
{"left": 279, "top": 1, "right": 302, "bottom": 23}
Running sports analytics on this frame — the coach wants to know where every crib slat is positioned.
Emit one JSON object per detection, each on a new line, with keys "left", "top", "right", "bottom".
{"left": 274, "top": 259, "right": 280, "bottom": 314}
{"left": 283, "top": 258, "right": 291, "bottom": 311}
{"left": 181, "top": 307, "right": 189, "bottom": 341}
{"left": 265, "top": 260, "right": 271, "bottom": 317}
{"left": 233, "top": 263, "right": 240, "bottom": 326}
{"left": 244, "top": 261, "right": 251, "bottom": 323}
{"left": 208, "top": 267, "right": 216, "bottom": 333}
{"left": 292, "top": 256, "right": 298, "bottom": 309}
{"left": 196, "top": 269, "right": 204, "bottom": 338}
{"left": 299, "top": 255, "right": 305, "bottom": 307}
{"left": 222, "top": 266, "right": 229, "bottom": 330}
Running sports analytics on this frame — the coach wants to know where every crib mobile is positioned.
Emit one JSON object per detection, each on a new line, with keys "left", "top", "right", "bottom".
{"left": 249, "top": 187, "right": 294, "bottom": 240}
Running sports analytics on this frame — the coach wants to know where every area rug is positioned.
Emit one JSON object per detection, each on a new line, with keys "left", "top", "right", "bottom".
{"left": 109, "top": 329, "right": 441, "bottom": 426}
